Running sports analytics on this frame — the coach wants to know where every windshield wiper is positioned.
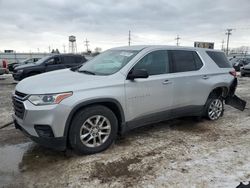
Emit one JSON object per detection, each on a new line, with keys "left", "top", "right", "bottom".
{"left": 78, "top": 70, "right": 96, "bottom": 75}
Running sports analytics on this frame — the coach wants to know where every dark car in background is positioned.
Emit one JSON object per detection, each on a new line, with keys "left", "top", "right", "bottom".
{"left": 13, "top": 54, "right": 87, "bottom": 81}
{"left": 8, "top": 58, "right": 40, "bottom": 72}
{"left": 232, "top": 58, "right": 250, "bottom": 71}
{"left": 241, "top": 64, "right": 250, "bottom": 77}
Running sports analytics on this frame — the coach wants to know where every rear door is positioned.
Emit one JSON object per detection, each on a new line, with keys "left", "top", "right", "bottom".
{"left": 63, "top": 56, "right": 76, "bottom": 68}
{"left": 125, "top": 50, "right": 174, "bottom": 126}
{"left": 75, "top": 56, "right": 85, "bottom": 65}
{"left": 169, "top": 50, "right": 207, "bottom": 114}
{"left": 45, "top": 56, "right": 65, "bottom": 72}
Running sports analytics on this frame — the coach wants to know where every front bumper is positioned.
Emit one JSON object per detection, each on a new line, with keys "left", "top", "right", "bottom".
{"left": 12, "top": 95, "right": 72, "bottom": 151}
{"left": 14, "top": 119, "right": 66, "bottom": 150}
{"left": 12, "top": 72, "right": 23, "bottom": 81}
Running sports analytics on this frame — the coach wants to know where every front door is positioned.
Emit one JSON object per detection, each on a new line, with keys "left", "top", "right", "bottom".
{"left": 125, "top": 50, "right": 173, "bottom": 127}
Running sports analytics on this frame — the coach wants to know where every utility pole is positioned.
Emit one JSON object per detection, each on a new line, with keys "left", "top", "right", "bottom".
{"left": 63, "top": 44, "right": 66, "bottom": 53}
{"left": 175, "top": 35, "right": 180, "bottom": 46}
{"left": 225, "top": 29, "right": 233, "bottom": 55}
{"left": 128, "top": 30, "right": 131, "bottom": 46}
{"left": 48, "top": 46, "right": 51, "bottom": 53}
{"left": 84, "top": 38, "right": 89, "bottom": 52}
{"left": 221, "top": 40, "right": 225, "bottom": 51}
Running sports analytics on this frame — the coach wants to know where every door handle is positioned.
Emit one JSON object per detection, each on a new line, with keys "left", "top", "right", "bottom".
{"left": 162, "top": 80, "right": 172, "bottom": 85}
{"left": 202, "top": 75, "right": 209, "bottom": 80}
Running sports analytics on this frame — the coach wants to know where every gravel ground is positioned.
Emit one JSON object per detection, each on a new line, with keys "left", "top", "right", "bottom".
{"left": 0, "top": 74, "right": 250, "bottom": 188}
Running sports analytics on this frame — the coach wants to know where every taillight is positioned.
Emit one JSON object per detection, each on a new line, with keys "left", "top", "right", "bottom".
{"left": 2, "top": 60, "right": 7, "bottom": 68}
{"left": 229, "top": 70, "right": 237, "bottom": 77}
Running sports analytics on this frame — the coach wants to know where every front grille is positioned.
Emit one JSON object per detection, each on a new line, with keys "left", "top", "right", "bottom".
{"left": 13, "top": 97, "right": 25, "bottom": 119}
{"left": 13, "top": 90, "right": 27, "bottom": 119}
{"left": 15, "top": 91, "right": 28, "bottom": 99}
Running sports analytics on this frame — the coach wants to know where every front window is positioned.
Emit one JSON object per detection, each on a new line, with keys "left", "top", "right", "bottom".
{"left": 33, "top": 56, "right": 52, "bottom": 65}
{"left": 78, "top": 50, "right": 139, "bottom": 75}
{"left": 133, "top": 50, "right": 169, "bottom": 75}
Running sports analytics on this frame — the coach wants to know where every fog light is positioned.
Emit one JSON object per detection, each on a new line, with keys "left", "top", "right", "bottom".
{"left": 34, "top": 125, "right": 54, "bottom": 138}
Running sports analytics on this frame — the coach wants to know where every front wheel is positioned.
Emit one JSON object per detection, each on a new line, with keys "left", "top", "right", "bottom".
{"left": 205, "top": 94, "right": 224, "bottom": 121}
{"left": 69, "top": 105, "right": 118, "bottom": 155}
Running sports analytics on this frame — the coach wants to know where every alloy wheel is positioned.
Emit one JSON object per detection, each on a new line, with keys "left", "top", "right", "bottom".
{"left": 79, "top": 115, "right": 111, "bottom": 147}
{"left": 208, "top": 99, "right": 223, "bottom": 120}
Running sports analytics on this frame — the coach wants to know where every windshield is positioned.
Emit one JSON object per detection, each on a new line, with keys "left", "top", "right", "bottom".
{"left": 78, "top": 50, "right": 139, "bottom": 75}
{"left": 21, "top": 58, "right": 31, "bottom": 63}
{"left": 33, "top": 56, "right": 52, "bottom": 65}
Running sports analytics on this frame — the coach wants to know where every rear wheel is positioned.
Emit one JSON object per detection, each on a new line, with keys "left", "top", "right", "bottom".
{"left": 205, "top": 94, "right": 224, "bottom": 120}
{"left": 69, "top": 105, "right": 118, "bottom": 155}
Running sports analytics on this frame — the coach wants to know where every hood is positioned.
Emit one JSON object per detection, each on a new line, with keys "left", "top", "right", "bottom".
{"left": 14, "top": 63, "right": 36, "bottom": 70}
{"left": 15, "top": 69, "right": 117, "bottom": 94}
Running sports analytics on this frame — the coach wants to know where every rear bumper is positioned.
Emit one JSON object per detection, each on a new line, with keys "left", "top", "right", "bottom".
{"left": 14, "top": 120, "right": 67, "bottom": 151}
{"left": 225, "top": 78, "right": 246, "bottom": 111}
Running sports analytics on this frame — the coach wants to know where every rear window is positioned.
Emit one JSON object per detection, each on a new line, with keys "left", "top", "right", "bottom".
{"left": 206, "top": 51, "right": 231, "bottom": 68}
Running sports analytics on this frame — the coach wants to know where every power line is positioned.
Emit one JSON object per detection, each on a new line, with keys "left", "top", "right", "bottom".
{"left": 84, "top": 38, "right": 89, "bottom": 52}
{"left": 128, "top": 30, "right": 131, "bottom": 46}
{"left": 175, "top": 35, "right": 180, "bottom": 46}
{"left": 225, "top": 29, "right": 233, "bottom": 55}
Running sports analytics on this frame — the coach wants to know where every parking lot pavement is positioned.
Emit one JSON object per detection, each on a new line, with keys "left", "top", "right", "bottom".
{"left": 0, "top": 74, "right": 250, "bottom": 188}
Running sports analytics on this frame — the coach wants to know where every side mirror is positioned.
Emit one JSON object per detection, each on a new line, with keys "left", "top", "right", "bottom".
{"left": 127, "top": 69, "right": 149, "bottom": 80}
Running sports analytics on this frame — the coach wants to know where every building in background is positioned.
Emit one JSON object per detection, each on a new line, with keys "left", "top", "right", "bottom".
{"left": 0, "top": 52, "right": 50, "bottom": 64}
{"left": 194, "top": 42, "right": 214, "bottom": 49}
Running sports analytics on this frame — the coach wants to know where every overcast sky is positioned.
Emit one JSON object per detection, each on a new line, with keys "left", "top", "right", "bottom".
{"left": 0, "top": 0, "right": 249, "bottom": 53}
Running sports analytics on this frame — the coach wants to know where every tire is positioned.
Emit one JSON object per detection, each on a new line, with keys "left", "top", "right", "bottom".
{"left": 241, "top": 73, "right": 245, "bottom": 77}
{"left": 69, "top": 105, "right": 118, "bottom": 155}
{"left": 204, "top": 93, "right": 224, "bottom": 121}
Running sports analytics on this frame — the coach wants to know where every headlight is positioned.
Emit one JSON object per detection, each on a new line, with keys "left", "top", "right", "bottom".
{"left": 28, "top": 92, "right": 72, "bottom": 105}
{"left": 17, "top": 70, "right": 23, "bottom": 73}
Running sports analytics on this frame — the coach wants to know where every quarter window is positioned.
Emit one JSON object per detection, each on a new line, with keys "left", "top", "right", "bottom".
{"left": 133, "top": 50, "right": 169, "bottom": 75}
{"left": 206, "top": 51, "right": 231, "bottom": 68}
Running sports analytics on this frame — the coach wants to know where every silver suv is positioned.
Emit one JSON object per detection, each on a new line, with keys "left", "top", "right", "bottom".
{"left": 13, "top": 45, "right": 246, "bottom": 154}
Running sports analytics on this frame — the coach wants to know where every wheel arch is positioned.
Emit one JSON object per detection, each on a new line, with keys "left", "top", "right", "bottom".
{"left": 63, "top": 98, "right": 125, "bottom": 144}
{"left": 207, "top": 85, "right": 229, "bottom": 100}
